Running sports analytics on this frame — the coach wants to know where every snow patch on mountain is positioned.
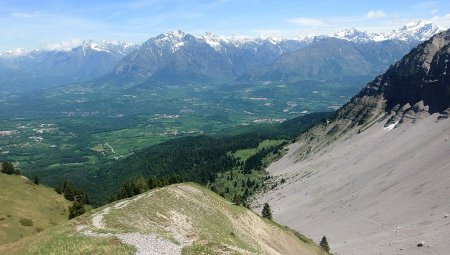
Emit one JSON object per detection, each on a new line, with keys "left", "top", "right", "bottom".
{"left": 0, "top": 48, "right": 30, "bottom": 57}
{"left": 333, "top": 28, "right": 374, "bottom": 43}
{"left": 333, "top": 20, "right": 443, "bottom": 43}
{"left": 0, "top": 40, "right": 138, "bottom": 58}
{"left": 1, "top": 20, "right": 445, "bottom": 57}
{"left": 374, "top": 20, "right": 442, "bottom": 42}
{"left": 196, "top": 32, "right": 223, "bottom": 51}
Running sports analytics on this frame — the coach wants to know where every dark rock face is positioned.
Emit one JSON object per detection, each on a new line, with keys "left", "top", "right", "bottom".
{"left": 358, "top": 29, "right": 450, "bottom": 113}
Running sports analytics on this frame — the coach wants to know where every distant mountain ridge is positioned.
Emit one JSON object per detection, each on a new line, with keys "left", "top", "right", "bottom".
{"left": 112, "top": 30, "right": 308, "bottom": 83}
{"left": 0, "top": 40, "right": 137, "bottom": 57}
{"left": 0, "top": 41, "right": 138, "bottom": 93}
{"left": 110, "top": 21, "right": 443, "bottom": 84}
{"left": 258, "top": 38, "right": 417, "bottom": 82}
{"left": 1, "top": 20, "right": 441, "bottom": 55}
{"left": 333, "top": 20, "right": 442, "bottom": 43}
{"left": 0, "top": 20, "right": 444, "bottom": 92}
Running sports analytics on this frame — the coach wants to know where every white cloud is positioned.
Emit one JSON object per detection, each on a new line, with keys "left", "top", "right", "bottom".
{"left": 431, "top": 9, "right": 438, "bottom": 14}
{"left": 429, "top": 13, "right": 450, "bottom": 29}
{"left": 367, "top": 10, "right": 386, "bottom": 19}
{"left": 286, "top": 17, "right": 329, "bottom": 27}
{"left": 44, "top": 39, "right": 83, "bottom": 51}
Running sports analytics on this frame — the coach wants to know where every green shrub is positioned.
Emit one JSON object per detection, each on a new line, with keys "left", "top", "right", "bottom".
{"left": 19, "top": 218, "right": 33, "bottom": 227}
{"left": 1, "top": 162, "right": 19, "bottom": 175}
{"left": 68, "top": 200, "right": 86, "bottom": 219}
{"left": 33, "top": 176, "right": 40, "bottom": 185}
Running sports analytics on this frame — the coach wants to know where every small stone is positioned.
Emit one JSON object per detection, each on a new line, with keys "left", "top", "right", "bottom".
{"left": 417, "top": 241, "right": 425, "bottom": 247}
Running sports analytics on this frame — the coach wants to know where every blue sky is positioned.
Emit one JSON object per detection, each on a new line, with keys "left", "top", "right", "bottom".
{"left": 1, "top": 0, "right": 450, "bottom": 50}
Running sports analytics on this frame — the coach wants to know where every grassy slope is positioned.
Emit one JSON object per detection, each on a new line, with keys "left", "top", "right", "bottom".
{"left": 1, "top": 183, "right": 328, "bottom": 255}
{"left": 233, "top": 139, "right": 286, "bottom": 162}
{"left": 0, "top": 173, "right": 71, "bottom": 245}
{"left": 0, "top": 223, "right": 135, "bottom": 255}
{"left": 214, "top": 139, "right": 288, "bottom": 201}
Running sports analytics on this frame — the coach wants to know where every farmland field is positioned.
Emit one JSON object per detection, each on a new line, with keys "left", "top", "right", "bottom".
{"left": 0, "top": 76, "right": 370, "bottom": 197}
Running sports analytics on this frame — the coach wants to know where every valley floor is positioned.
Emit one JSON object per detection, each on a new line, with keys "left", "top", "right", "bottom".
{"left": 253, "top": 114, "right": 450, "bottom": 255}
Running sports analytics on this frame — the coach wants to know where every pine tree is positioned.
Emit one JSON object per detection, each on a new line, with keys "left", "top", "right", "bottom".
{"left": 232, "top": 194, "right": 242, "bottom": 205}
{"left": 55, "top": 185, "right": 63, "bottom": 194}
{"left": 147, "top": 177, "right": 156, "bottom": 189}
{"left": 33, "top": 175, "right": 39, "bottom": 185}
{"left": 135, "top": 176, "right": 149, "bottom": 193}
{"left": 1, "top": 162, "right": 17, "bottom": 175}
{"left": 63, "top": 183, "right": 75, "bottom": 201}
{"left": 68, "top": 200, "right": 86, "bottom": 219}
{"left": 261, "top": 203, "right": 272, "bottom": 220}
{"left": 320, "top": 235, "right": 330, "bottom": 252}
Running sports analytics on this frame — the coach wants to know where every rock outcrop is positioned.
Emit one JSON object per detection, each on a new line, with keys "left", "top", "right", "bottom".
{"left": 359, "top": 29, "right": 450, "bottom": 113}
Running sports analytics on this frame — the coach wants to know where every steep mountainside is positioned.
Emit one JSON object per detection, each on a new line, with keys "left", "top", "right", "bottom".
{"left": 0, "top": 173, "right": 71, "bottom": 245}
{"left": 253, "top": 30, "right": 450, "bottom": 255}
{"left": 360, "top": 30, "right": 450, "bottom": 112}
{"left": 1, "top": 183, "right": 328, "bottom": 255}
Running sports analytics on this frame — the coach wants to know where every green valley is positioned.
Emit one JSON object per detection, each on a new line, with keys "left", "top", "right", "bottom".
{"left": 0, "top": 77, "right": 356, "bottom": 205}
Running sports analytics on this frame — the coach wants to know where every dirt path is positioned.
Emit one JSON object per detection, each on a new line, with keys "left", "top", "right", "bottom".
{"left": 91, "top": 207, "right": 110, "bottom": 229}
{"left": 79, "top": 190, "right": 185, "bottom": 255}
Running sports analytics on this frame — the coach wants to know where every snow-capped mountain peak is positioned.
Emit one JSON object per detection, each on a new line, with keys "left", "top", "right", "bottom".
{"left": 0, "top": 48, "right": 30, "bottom": 57}
{"left": 77, "top": 40, "right": 137, "bottom": 55}
{"left": 1, "top": 20, "right": 445, "bottom": 58}
{"left": 195, "top": 32, "right": 223, "bottom": 51}
{"left": 150, "top": 30, "right": 188, "bottom": 52}
{"left": 81, "top": 40, "right": 105, "bottom": 52}
{"left": 333, "top": 28, "right": 374, "bottom": 43}
{"left": 373, "top": 20, "right": 443, "bottom": 42}
{"left": 163, "top": 29, "right": 186, "bottom": 39}
{"left": 331, "top": 20, "right": 443, "bottom": 43}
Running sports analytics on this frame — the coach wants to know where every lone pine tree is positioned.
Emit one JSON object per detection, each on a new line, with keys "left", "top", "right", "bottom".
{"left": 261, "top": 203, "right": 272, "bottom": 220}
{"left": 320, "top": 235, "right": 330, "bottom": 252}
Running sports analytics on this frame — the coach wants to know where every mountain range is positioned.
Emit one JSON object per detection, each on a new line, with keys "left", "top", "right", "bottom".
{"left": 0, "top": 41, "right": 137, "bottom": 93}
{"left": 106, "top": 20, "right": 444, "bottom": 84}
{"left": 333, "top": 20, "right": 442, "bottom": 43}
{"left": 0, "top": 20, "right": 443, "bottom": 93}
